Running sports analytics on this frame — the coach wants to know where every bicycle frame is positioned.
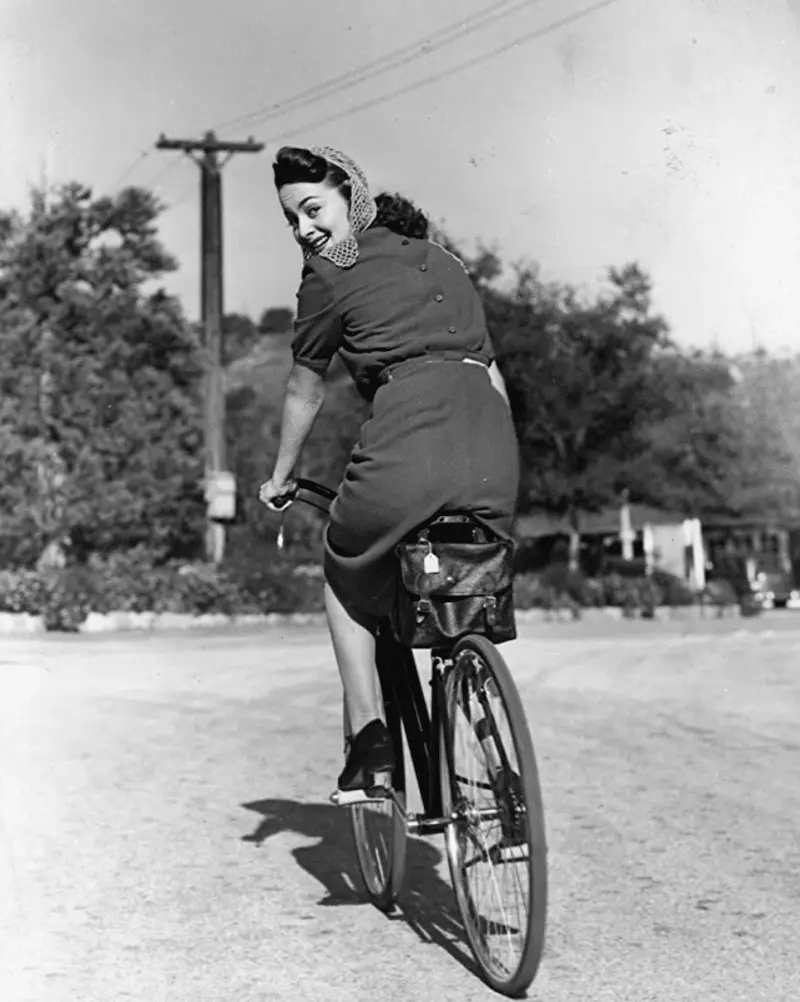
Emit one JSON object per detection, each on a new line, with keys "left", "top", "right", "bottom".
{"left": 375, "top": 628, "right": 459, "bottom": 835}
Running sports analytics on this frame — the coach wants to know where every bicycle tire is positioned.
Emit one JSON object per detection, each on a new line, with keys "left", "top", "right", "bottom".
{"left": 440, "top": 634, "right": 547, "bottom": 996}
{"left": 349, "top": 684, "right": 408, "bottom": 912}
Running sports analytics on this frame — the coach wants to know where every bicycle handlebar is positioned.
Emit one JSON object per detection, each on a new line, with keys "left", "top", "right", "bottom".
{"left": 271, "top": 477, "right": 337, "bottom": 514}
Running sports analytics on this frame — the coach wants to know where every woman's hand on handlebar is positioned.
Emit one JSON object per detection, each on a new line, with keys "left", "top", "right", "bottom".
{"left": 258, "top": 475, "right": 298, "bottom": 511}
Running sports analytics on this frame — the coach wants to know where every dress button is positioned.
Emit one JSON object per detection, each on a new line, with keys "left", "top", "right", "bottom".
{"left": 402, "top": 238, "right": 409, "bottom": 245}
{"left": 435, "top": 294, "right": 444, "bottom": 302}
{"left": 419, "top": 264, "right": 427, "bottom": 271}
{"left": 448, "top": 326, "right": 457, "bottom": 334}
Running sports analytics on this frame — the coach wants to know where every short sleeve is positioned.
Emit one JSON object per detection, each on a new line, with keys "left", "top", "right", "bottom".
{"left": 291, "top": 265, "right": 342, "bottom": 375}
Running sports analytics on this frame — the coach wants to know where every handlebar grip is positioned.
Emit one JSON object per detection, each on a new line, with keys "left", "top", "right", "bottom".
{"left": 269, "top": 486, "right": 298, "bottom": 511}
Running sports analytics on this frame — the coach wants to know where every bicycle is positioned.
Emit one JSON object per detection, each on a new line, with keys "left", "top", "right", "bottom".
{"left": 272, "top": 478, "right": 548, "bottom": 997}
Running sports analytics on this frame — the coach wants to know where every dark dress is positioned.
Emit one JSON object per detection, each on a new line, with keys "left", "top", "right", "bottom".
{"left": 291, "top": 226, "right": 520, "bottom": 618}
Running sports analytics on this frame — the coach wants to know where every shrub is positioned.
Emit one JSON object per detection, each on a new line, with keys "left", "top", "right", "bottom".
{"left": 220, "top": 540, "right": 325, "bottom": 613}
{"left": 600, "top": 555, "right": 649, "bottom": 578}
{"left": 513, "top": 573, "right": 581, "bottom": 617}
{"left": 40, "top": 567, "right": 97, "bottom": 632}
{"left": 0, "top": 566, "right": 96, "bottom": 632}
{"left": 0, "top": 547, "right": 325, "bottom": 630}
{"left": 539, "top": 564, "right": 604, "bottom": 607}
{"left": 513, "top": 574, "right": 558, "bottom": 611}
{"left": 707, "top": 554, "right": 750, "bottom": 598}
{"left": 0, "top": 568, "right": 48, "bottom": 614}
{"left": 513, "top": 564, "right": 700, "bottom": 616}
{"left": 0, "top": 547, "right": 739, "bottom": 632}
{"left": 702, "top": 579, "right": 738, "bottom": 607}
{"left": 85, "top": 547, "right": 177, "bottom": 613}
{"left": 595, "top": 573, "right": 641, "bottom": 610}
{"left": 634, "top": 577, "right": 663, "bottom": 619}
{"left": 651, "top": 567, "right": 695, "bottom": 606}
{"left": 738, "top": 594, "right": 763, "bottom": 617}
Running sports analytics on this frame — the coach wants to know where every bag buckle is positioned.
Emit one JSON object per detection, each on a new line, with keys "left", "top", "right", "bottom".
{"left": 416, "top": 597, "right": 432, "bottom": 623}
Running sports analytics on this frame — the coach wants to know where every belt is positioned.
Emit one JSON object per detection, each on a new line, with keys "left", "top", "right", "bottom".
{"left": 378, "top": 354, "right": 489, "bottom": 386}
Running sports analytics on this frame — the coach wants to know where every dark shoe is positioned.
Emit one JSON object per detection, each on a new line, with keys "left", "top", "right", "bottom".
{"left": 337, "top": 719, "right": 396, "bottom": 792}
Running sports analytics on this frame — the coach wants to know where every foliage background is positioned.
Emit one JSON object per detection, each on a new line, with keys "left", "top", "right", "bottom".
{"left": 1, "top": 182, "right": 798, "bottom": 625}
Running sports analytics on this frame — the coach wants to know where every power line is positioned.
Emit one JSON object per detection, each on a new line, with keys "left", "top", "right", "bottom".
{"left": 112, "top": 0, "right": 613, "bottom": 198}
{"left": 212, "top": 0, "right": 545, "bottom": 134}
{"left": 111, "top": 0, "right": 513, "bottom": 196}
{"left": 164, "top": 182, "right": 196, "bottom": 213}
{"left": 142, "top": 152, "right": 186, "bottom": 192}
{"left": 108, "top": 147, "right": 153, "bottom": 191}
{"left": 107, "top": 150, "right": 184, "bottom": 197}
{"left": 257, "top": 0, "right": 620, "bottom": 148}
{"left": 153, "top": 178, "right": 196, "bottom": 216}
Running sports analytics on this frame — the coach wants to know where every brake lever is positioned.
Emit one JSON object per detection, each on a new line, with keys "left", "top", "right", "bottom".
{"left": 271, "top": 490, "right": 297, "bottom": 552}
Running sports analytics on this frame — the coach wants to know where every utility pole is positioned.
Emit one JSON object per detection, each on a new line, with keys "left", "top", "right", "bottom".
{"left": 155, "top": 131, "right": 264, "bottom": 563}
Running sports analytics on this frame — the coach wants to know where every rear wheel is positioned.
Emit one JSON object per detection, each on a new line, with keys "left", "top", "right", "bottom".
{"left": 441, "top": 635, "right": 547, "bottom": 996}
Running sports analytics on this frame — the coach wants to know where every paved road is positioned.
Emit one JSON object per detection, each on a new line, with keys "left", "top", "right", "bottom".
{"left": 1, "top": 615, "right": 798, "bottom": 1001}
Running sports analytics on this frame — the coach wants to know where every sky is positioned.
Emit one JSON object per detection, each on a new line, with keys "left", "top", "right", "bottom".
{"left": 3, "top": 0, "right": 800, "bottom": 353}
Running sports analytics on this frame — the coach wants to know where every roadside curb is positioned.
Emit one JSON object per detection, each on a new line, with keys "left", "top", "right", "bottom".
{"left": 0, "top": 610, "right": 329, "bottom": 635}
{"left": 0, "top": 603, "right": 742, "bottom": 635}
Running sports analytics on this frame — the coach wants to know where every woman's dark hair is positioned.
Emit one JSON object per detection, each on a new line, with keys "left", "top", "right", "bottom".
{"left": 373, "top": 191, "right": 429, "bottom": 240}
{"left": 273, "top": 146, "right": 429, "bottom": 240}
{"left": 273, "top": 146, "right": 351, "bottom": 202}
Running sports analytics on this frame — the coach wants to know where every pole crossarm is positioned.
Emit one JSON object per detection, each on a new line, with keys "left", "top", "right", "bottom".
{"left": 155, "top": 131, "right": 264, "bottom": 155}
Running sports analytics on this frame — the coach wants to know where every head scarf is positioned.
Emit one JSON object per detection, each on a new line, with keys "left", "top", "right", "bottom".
{"left": 305, "top": 145, "right": 377, "bottom": 269}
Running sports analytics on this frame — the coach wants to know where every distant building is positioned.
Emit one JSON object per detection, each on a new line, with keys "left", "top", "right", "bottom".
{"left": 514, "top": 503, "right": 705, "bottom": 587}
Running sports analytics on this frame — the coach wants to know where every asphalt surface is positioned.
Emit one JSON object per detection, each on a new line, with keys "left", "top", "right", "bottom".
{"left": 1, "top": 614, "right": 799, "bottom": 1001}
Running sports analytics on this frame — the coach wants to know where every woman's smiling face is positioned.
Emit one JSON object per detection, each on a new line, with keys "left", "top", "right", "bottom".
{"left": 279, "top": 181, "right": 352, "bottom": 256}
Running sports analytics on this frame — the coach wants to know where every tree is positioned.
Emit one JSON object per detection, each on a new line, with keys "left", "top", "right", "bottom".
{"left": 258, "top": 306, "right": 294, "bottom": 334}
{"left": 729, "top": 351, "right": 800, "bottom": 518}
{"left": 625, "top": 351, "right": 789, "bottom": 519}
{"left": 489, "top": 262, "right": 673, "bottom": 567}
{"left": 223, "top": 312, "right": 261, "bottom": 365}
{"left": 0, "top": 183, "right": 205, "bottom": 566}
{"left": 422, "top": 235, "right": 796, "bottom": 559}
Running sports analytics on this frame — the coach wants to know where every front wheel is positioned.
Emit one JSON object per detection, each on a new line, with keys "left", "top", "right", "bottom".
{"left": 440, "top": 634, "right": 547, "bottom": 996}
{"left": 350, "top": 790, "right": 407, "bottom": 912}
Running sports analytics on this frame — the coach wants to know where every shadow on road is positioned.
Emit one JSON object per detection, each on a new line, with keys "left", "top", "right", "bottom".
{"left": 241, "top": 797, "right": 477, "bottom": 976}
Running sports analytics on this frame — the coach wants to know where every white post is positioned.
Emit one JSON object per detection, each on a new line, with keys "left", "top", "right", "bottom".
{"left": 620, "top": 492, "right": 635, "bottom": 561}
{"left": 643, "top": 523, "right": 655, "bottom": 576}
{"left": 692, "top": 519, "right": 706, "bottom": 589}
{"left": 683, "top": 518, "right": 706, "bottom": 589}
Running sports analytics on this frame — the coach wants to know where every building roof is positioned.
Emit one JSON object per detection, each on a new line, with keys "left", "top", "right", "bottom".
{"left": 515, "top": 503, "right": 689, "bottom": 539}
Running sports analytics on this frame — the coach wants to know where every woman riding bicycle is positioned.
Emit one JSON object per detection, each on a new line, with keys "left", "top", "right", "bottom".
{"left": 259, "top": 145, "right": 519, "bottom": 792}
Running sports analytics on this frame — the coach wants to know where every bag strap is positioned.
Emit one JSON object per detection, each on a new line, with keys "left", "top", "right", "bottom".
{"left": 415, "top": 514, "right": 500, "bottom": 545}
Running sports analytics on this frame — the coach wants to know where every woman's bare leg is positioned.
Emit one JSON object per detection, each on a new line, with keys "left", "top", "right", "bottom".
{"left": 324, "top": 582, "right": 384, "bottom": 736}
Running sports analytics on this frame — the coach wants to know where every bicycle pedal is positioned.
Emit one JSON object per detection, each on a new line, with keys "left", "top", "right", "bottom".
{"left": 490, "top": 843, "right": 529, "bottom": 863}
{"left": 329, "top": 786, "right": 391, "bottom": 807}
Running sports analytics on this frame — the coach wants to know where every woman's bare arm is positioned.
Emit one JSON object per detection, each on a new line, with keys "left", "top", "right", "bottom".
{"left": 270, "top": 363, "right": 326, "bottom": 483}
